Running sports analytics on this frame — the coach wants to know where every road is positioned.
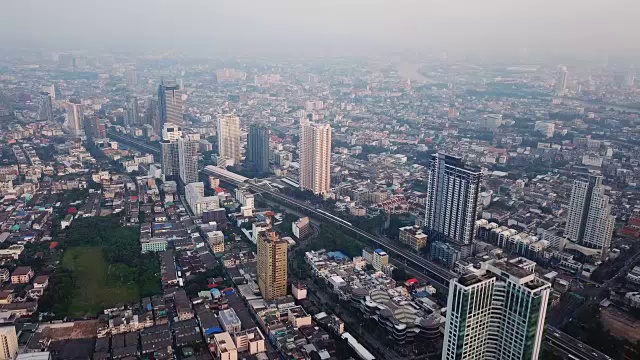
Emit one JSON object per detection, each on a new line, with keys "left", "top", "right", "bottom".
{"left": 202, "top": 167, "right": 457, "bottom": 289}
{"left": 106, "top": 129, "right": 161, "bottom": 156}
{"left": 545, "top": 326, "right": 612, "bottom": 360}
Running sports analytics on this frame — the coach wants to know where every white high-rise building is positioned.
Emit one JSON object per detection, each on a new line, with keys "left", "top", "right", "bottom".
{"left": 299, "top": 122, "right": 331, "bottom": 194}
{"left": 217, "top": 115, "right": 242, "bottom": 165}
{"left": 442, "top": 261, "right": 550, "bottom": 360}
{"left": 65, "top": 102, "right": 83, "bottom": 135}
{"left": 425, "top": 153, "right": 481, "bottom": 248}
{"left": 555, "top": 65, "right": 568, "bottom": 96}
{"left": 564, "top": 175, "right": 615, "bottom": 257}
{"left": 178, "top": 137, "right": 199, "bottom": 185}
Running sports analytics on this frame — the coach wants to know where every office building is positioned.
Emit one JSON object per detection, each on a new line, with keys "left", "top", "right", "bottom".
{"left": 0, "top": 326, "right": 18, "bottom": 360}
{"left": 257, "top": 231, "right": 288, "bottom": 300}
{"left": 65, "top": 101, "right": 83, "bottom": 136}
{"left": 299, "top": 122, "right": 332, "bottom": 194}
{"left": 555, "top": 65, "right": 568, "bottom": 96}
{"left": 442, "top": 261, "right": 550, "bottom": 360}
{"left": 185, "top": 182, "right": 219, "bottom": 216}
{"left": 425, "top": 153, "right": 481, "bottom": 258}
{"left": 37, "top": 92, "right": 53, "bottom": 122}
{"left": 178, "top": 137, "right": 198, "bottom": 185}
{"left": 158, "top": 81, "right": 183, "bottom": 127}
{"left": 126, "top": 96, "right": 139, "bottom": 125}
{"left": 564, "top": 175, "right": 615, "bottom": 257}
{"left": 146, "top": 98, "right": 161, "bottom": 135}
{"left": 247, "top": 125, "right": 270, "bottom": 174}
{"left": 217, "top": 115, "right": 242, "bottom": 164}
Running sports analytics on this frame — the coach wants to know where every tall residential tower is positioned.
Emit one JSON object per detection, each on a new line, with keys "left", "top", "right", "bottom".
{"left": 217, "top": 114, "right": 242, "bottom": 165}
{"left": 564, "top": 174, "right": 614, "bottom": 257}
{"left": 442, "top": 261, "right": 550, "bottom": 360}
{"left": 257, "top": 231, "right": 288, "bottom": 300}
{"left": 425, "top": 153, "right": 481, "bottom": 262}
{"left": 299, "top": 122, "right": 332, "bottom": 194}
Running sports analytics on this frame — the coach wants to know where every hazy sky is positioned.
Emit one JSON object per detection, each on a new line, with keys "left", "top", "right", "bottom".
{"left": 1, "top": 0, "right": 637, "bottom": 59}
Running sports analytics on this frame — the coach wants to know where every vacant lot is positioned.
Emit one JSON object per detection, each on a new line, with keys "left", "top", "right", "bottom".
{"left": 601, "top": 307, "right": 640, "bottom": 342}
{"left": 61, "top": 247, "right": 139, "bottom": 316}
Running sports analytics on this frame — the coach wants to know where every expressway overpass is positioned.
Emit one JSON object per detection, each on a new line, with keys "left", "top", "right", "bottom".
{"left": 106, "top": 130, "right": 161, "bottom": 156}
{"left": 202, "top": 165, "right": 458, "bottom": 288}
{"left": 98, "top": 133, "right": 459, "bottom": 288}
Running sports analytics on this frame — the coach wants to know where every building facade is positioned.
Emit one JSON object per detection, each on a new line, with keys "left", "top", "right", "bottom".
{"left": 442, "top": 261, "right": 550, "bottom": 360}
{"left": 158, "top": 82, "right": 183, "bottom": 127}
{"left": 217, "top": 115, "right": 242, "bottom": 165}
{"left": 564, "top": 175, "right": 615, "bottom": 257}
{"left": 246, "top": 125, "right": 270, "bottom": 174}
{"left": 37, "top": 92, "right": 53, "bottom": 122}
{"left": 257, "top": 231, "right": 288, "bottom": 300}
{"left": 299, "top": 122, "right": 332, "bottom": 194}
{"left": 65, "top": 101, "right": 83, "bottom": 135}
{"left": 0, "top": 326, "right": 18, "bottom": 360}
{"left": 178, "top": 137, "right": 198, "bottom": 185}
{"left": 425, "top": 153, "right": 481, "bottom": 259}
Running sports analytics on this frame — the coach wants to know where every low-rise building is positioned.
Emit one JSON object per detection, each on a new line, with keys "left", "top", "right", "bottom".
{"left": 212, "top": 332, "right": 238, "bottom": 360}
{"left": 398, "top": 225, "right": 428, "bottom": 252}
{"left": 11, "top": 267, "right": 33, "bottom": 284}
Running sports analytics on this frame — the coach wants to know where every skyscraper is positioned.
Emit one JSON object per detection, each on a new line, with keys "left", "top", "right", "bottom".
{"left": 217, "top": 114, "right": 242, "bottom": 165}
{"left": 257, "top": 231, "right": 288, "bottom": 300}
{"left": 126, "top": 96, "right": 139, "bottom": 125}
{"left": 247, "top": 125, "right": 270, "bottom": 174}
{"left": 179, "top": 136, "right": 199, "bottom": 185}
{"left": 85, "top": 117, "right": 106, "bottom": 139}
{"left": 161, "top": 140, "right": 180, "bottom": 180}
{"left": 425, "top": 153, "right": 481, "bottom": 255}
{"left": 442, "top": 261, "right": 550, "bottom": 360}
{"left": 299, "top": 121, "right": 332, "bottom": 194}
{"left": 65, "top": 101, "right": 83, "bottom": 136}
{"left": 146, "top": 98, "right": 161, "bottom": 135}
{"left": 0, "top": 326, "right": 18, "bottom": 360}
{"left": 37, "top": 92, "right": 53, "bottom": 122}
{"left": 161, "top": 124, "right": 182, "bottom": 180}
{"left": 564, "top": 174, "right": 615, "bottom": 257}
{"left": 158, "top": 82, "right": 184, "bottom": 127}
{"left": 555, "top": 65, "right": 568, "bottom": 96}
{"left": 125, "top": 70, "right": 138, "bottom": 87}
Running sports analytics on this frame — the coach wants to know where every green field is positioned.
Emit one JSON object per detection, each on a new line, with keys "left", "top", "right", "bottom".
{"left": 61, "top": 247, "right": 139, "bottom": 316}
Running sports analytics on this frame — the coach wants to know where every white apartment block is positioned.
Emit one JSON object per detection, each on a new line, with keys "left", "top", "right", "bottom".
{"left": 299, "top": 121, "right": 331, "bottom": 194}
{"left": 217, "top": 115, "right": 242, "bottom": 164}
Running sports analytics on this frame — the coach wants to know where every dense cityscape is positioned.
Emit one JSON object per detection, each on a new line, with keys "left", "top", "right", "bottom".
{"left": 0, "top": 2, "right": 639, "bottom": 360}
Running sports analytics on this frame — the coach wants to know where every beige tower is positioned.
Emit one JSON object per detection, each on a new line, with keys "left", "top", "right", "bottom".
{"left": 299, "top": 122, "right": 332, "bottom": 194}
{"left": 257, "top": 231, "right": 288, "bottom": 300}
{"left": 217, "top": 114, "right": 242, "bottom": 165}
{"left": 0, "top": 326, "right": 18, "bottom": 360}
